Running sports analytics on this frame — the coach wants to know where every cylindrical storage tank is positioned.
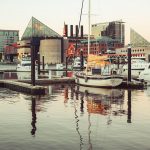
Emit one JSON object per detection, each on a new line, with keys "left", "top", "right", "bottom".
{"left": 39, "top": 39, "right": 61, "bottom": 64}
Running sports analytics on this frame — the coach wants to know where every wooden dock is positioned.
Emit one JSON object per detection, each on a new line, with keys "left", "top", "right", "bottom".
{"left": 18, "top": 77, "right": 75, "bottom": 85}
{"left": 0, "top": 80, "right": 46, "bottom": 95}
{"left": 0, "top": 77, "right": 75, "bottom": 95}
{"left": 0, "top": 76, "right": 146, "bottom": 95}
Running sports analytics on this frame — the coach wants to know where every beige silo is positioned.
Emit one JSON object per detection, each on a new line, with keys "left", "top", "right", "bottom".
{"left": 39, "top": 39, "right": 61, "bottom": 64}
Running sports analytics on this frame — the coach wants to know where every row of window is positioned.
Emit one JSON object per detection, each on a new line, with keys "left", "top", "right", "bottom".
{"left": 0, "top": 31, "right": 18, "bottom": 36}
{"left": 121, "top": 49, "right": 145, "bottom": 52}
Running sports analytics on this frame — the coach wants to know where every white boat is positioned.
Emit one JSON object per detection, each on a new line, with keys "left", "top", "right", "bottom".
{"left": 121, "top": 59, "right": 150, "bottom": 78}
{"left": 16, "top": 55, "right": 32, "bottom": 72}
{"left": 16, "top": 55, "right": 39, "bottom": 72}
{"left": 74, "top": 0, "right": 123, "bottom": 88}
{"left": 139, "top": 63, "right": 150, "bottom": 84}
{"left": 72, "top": 57, "right": 87, "bottom": 69}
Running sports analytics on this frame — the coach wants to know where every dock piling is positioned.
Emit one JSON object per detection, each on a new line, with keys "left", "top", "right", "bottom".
{"left": 31, "top": 39, "right": 35, "bottom": 86}
{"left": 127, "top": 45, "right": 131, "bottom": 84}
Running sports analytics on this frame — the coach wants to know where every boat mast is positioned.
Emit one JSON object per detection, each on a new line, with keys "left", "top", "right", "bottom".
{"left": 88, "top": 0, "right": 91, "bottom": 55}
{"left": 86, "top": 0, "right": 91, "bottom": 74}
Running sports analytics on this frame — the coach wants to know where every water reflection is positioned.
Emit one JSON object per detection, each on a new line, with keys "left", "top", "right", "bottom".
{"left": 73, "top": 98, "right": 84, "bottom": 150}
{"left": 1, "top": 84, "right": 150, "bottom": 150}
{"left": 75, "top": 85, "right": 126, "bottom": 123}
{"left": 88, "top": 113, "right": 92, "bottom": 150}
{"left": 31, "top": 96, "right": 37, "bottom": 136}
{"left": 80, "top": 94, "right": 84, "bottom": 114}
{"left": 127, "top": 90, "right": 132, "bottom": 123}
{"left": 0, "top": 72, "right": 31, "bottom": 80}
{"left": 64, "top": 87, "right": 69, "bottom": 103}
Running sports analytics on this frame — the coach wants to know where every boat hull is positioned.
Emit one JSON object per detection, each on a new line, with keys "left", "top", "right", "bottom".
{"left": 16, "top": 65, "right": 31, "bottom": 72}
{"left": 139, "top": 69, "right": 150, "bottom": 84}
{"left": 75, "top": 73, "right": 123, "bottom": 88}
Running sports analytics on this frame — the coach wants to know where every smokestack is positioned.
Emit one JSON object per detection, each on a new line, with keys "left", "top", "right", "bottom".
{"left": 70, "top": 25, "right": 73, "bottom": 37}
{"left": 63, "top": 24, "right": 68, "bottom": 37}
{"left": 75, "top": 25, "right": 79, "bottom": 37}
{"left": 81, "top": 25, "right": 83, "bottom": 38}
{"left": 65, "top": 25, "right": 68, "bottom": 37}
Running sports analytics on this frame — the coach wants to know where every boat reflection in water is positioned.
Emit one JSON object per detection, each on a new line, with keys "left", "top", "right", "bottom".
{"left": 75, "top": 85, "right": 126, "bottom": 120}
{"left": 73, "top": 85, "right": 129, "bottom": 149}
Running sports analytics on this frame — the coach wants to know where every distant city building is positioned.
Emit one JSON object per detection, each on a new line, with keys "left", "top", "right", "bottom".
{"left": 92, "top": 20, "right": 125, "bottom": 46}
{"left": 0, "top": 30, "right": 19, "bottom": 61}
{"left": 79, "top": 36, "right": 123, "bottom": 57}
{"left": 116, "top": 46, "right": 150, "bottom": 62}
{"left": 130, "top": 28, "right": 150, "bottom": 47}
{"left": 63, "top": 24, "right": 87, "bottom": 59}
{"left": 115, "top": 28, "right": 150, "bottom": 62}
{"left": 91, "top": 22, "right": 109, "bottom": 38}
{"left": 18, "top": 17, "right": 64, "bottom": 64}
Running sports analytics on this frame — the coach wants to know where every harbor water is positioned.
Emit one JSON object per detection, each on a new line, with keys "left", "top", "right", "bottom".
{"left": 0, "top": 83, "right": 150, "bottom": 150}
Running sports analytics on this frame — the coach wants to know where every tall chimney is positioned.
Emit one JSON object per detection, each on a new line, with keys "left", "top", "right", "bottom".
{"left": 81, "top": 25, "right": 83, "bottom": 38}
{"left": 63, "top": 24, "right": 68, "bottom": 37}
{"left": 65, "top": 25, "right": 68, "bottom": 37}
{"left": 70, "top": 25, "right": 73, "bottom": 37}
{"left": 75, "top": 25, "right": 79, "bottom": 37}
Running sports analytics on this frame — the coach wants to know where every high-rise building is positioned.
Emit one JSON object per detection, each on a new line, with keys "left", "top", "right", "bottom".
{"left": 92, "top": 20, "right": 125, "bottom": 46}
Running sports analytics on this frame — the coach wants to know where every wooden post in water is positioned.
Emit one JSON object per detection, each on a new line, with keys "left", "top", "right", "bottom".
{"left": 31, "top": 96, "right": 37, "bottom": 136}
{"left": 37, "top": 52, "right": 40, "bottom": 75}
{"left": 128, "top": 45, "right": 131, "bottom": 83}
{"left": 31, "top": 39, "right": 35, "bottom": 86}
{"left": 42, "top": 55, "right": 45, "bottom": 70}
{"left": 65, "top": 57, "right": 68, "bottom": 77}
{"left": 80, "top": 49, "right": 84, "bottom": 71}
{"left": 127, "top": 90, "right": 131, "bottom": 123}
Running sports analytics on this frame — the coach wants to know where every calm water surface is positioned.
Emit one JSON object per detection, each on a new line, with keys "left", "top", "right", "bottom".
{"left": 0, "top": 84, "right": 150, "bottom": 150}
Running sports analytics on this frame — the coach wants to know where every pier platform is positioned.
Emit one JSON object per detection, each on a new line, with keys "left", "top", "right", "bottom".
{"left": 18, "top": 77, "right": 75, "bottom": 85}
{"left": 0, "top": 76, "right": 146, "bottom": 95}
{"left": 0, "top": 80, "right": 46, "bottom": 95}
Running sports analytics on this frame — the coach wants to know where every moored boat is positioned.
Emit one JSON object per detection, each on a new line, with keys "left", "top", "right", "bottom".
{"left": 139, "top": 63, "right": 150, "bottom": 84}
{"left": 74, "top": 0, "right": 123, "bottom": 88}
{"left": 75, "top": 54, "right": 123, "bottom": 87}
{"left": 16, "top": 55, "right": 32, "bottom": 72}
{"left": 121, "top": 59, "right": 150, "bottom": 78}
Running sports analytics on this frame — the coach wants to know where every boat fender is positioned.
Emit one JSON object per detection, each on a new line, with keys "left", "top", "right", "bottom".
{"left": 84, "top": 76, "right": 88, "bottom": 82}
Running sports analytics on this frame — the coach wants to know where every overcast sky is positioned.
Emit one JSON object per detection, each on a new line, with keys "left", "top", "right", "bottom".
{"left": 0, "top": 0, "right": 150, "bottom": 44}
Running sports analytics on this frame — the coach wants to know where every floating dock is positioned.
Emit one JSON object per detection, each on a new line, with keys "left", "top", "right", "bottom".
{"left": 0, "top": 80, "right": 46, "bottom": 95}
{"left": 18, "top": 77, "right": 75, "bottom": 85}
{"left": 0, "top": 76, "right": 146, "bottom": 95}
